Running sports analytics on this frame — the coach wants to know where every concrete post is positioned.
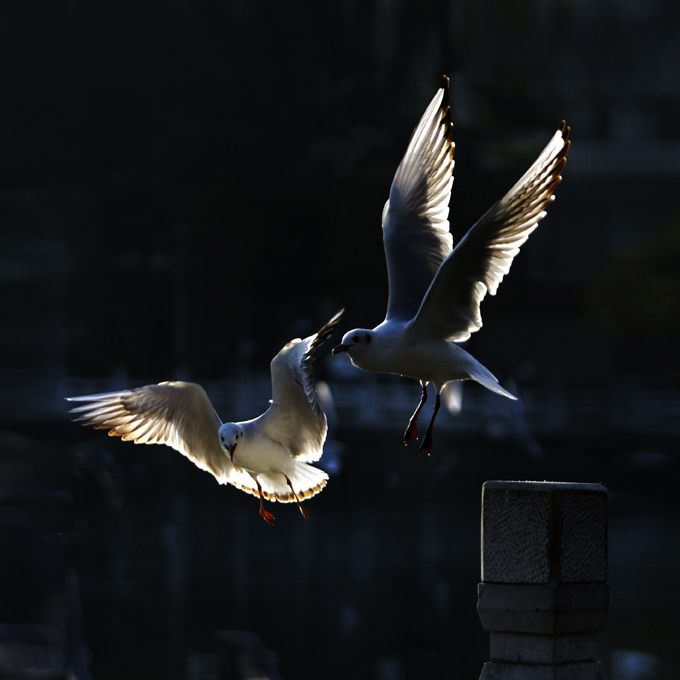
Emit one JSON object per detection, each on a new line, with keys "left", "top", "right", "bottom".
{"left": 477, "top": 481, "right": 609, "bottom": 680}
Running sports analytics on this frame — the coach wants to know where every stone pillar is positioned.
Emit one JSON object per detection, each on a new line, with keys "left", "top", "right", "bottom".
{"left": 477, "top": 481, "right": 609, "bottom": 680}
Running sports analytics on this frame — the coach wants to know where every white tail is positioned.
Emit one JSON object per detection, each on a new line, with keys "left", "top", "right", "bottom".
{"left": 236, "top": 461, "right": 329, "bottom": 503}
{"left": 467, "top": 366, "right": 517, "bottom": 401}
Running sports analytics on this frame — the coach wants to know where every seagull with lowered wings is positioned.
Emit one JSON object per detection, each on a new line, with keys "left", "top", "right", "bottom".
{"left": 68, "top": 309, "right": 344, "bottom": 525}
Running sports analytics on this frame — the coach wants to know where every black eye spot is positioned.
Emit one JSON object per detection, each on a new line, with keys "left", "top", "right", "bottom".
{"left": 353, "top": 335, "right": 360, "bottom": 343}
{"left": 366, "top": 334, "right": 372, "bottom": 345}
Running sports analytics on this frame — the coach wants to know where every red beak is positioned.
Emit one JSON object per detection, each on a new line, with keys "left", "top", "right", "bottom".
{"left": 332, "top": 344, "right": 348, "bottom": 355}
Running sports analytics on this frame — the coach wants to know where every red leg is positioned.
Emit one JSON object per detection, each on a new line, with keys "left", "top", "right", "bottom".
{"left": 404, "top": 382, "right": 428, "bottom": 445}
{"left": 419, "top": 391, "right": 441, "bottom": 455}
{"left": 285, "top": 474, "right": 309, "bottom": 520}
{"left": 256, "top": 479, "right": 275, "bottom": 525}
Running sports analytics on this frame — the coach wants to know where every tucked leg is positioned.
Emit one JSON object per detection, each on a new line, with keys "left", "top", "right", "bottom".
{"left": 419, "top": 391, "right": 441, "bottom": 455}
{"left": 404, "top": 382, "right": 428, "bottom": 445}
{"left": 284, "top": 474, "right": 309, "bottom": 520}
{"left": 255, "top": 478, "right": 275, "bottom": 525}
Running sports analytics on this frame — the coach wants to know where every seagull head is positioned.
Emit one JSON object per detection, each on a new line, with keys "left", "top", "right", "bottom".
{"left": 218, "top": 422, "right": 244, "bottom": 461}
{"left": 332, "top": 329, "right": 374, "bottom": 360}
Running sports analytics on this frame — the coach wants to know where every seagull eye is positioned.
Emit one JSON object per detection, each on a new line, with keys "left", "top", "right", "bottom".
{"left": 353, "top": 335, "right": 360, "bottom": 343}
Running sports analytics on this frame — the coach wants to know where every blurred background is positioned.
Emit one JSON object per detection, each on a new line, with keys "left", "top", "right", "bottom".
{"left": 1, "top": 0, "right": 679, "bottom": 678}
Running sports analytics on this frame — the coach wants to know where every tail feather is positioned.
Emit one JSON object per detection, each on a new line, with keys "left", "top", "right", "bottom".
{"left": 235, "top": 461, "right": 329, "bottom": 504}
{"left": 467, "top": 366, "right": 517, "bottom": 400}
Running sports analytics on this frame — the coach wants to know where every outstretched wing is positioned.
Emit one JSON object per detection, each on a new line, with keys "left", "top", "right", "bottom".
{"left": 66, "top": 381, "right": 258, "bottom": 493}
{"left": 382, "top": 76, "right": 455, "bottom": 322}
{"left": 411, "top": 122, "right": 570, "bottom": 341}
{"left": 259, "top": 309, "right": 344, "bottom": 462}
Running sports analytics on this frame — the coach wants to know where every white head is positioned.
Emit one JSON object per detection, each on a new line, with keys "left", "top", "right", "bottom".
{"left": 332, "top": 329, "right": 375, "bottom": 364}
{"left": 218, "top": 422, "right": 244, "bottom": 461}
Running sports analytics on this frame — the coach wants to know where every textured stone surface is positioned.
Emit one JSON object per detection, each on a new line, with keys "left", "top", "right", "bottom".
{"left": 480, "top": 661, "right": 607, "bottom": 680}
{"left": 481, "top": 481, "right": 608, "bottom": 584}
{"left": 477, "top": 583, "right": 609, "bottom": 634}
{"left": 560, "top": 490, "right": 608, "bottom": 582}
{"left": 477, "top": 482, "right": 609, "bottom": 679}
{"left": 490, "top": 632, "right": 598, "bottom": 664}
{"left": 481, "top": 487, "right": 551, "bottom": 583}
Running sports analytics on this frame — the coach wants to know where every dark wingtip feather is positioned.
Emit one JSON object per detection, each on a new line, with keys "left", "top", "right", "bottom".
{"left": 559, "top": 120, "right": 571, "bottom": 143}
{"left": 558, "top": 122, "right": 571, "bottom": 167}
{"left": 440, "top": 75, "right": 450, "bottom": 114}
{"left": 439, "top": 76, "right": 454, "bottom": 161}
{"left": 307, "top": 308, "right": 345, "bottom": 359}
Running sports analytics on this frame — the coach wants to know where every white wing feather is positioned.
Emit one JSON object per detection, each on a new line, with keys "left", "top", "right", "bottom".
{"left": 382, "top": 76, "right": 455, "bottom": 322}
{"left": 259, "top": 309, "right": 344, "bottom": 462}
{"left": 411, "top": 122, "right": 570, "bottom": 341}
{"left": 67, "top": 381, "right": 259, "bottom": 494}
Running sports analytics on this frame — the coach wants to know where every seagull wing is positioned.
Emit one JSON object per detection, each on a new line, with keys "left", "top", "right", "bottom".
{"left": 67, "top": 381, "right": 258, "bottom": 493}
{"left": 411, "top": 122, "right": 570, "bottom": 341}
{"left": 382, "top": 76, "right": 455, "bottom": 322}
{"left": 259, "top": 309, "right": 344, "bottom": 462}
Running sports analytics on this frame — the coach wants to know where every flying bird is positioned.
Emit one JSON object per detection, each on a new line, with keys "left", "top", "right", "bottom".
{"left": 67, "top": 309, "right": 344, "bottom": 525}
{"left": 332, "top": 76, "right": 570, "bottom": 454}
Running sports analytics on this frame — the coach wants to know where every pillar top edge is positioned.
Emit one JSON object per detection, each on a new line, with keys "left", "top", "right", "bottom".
{"left": 483, "top": 480, "right": 607, "bottom": 493}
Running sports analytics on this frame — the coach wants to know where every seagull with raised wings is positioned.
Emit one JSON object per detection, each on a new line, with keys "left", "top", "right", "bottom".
{"left": 332, "top": 76, "right": 570, "bottom": 454}
{"left": 68, "top": 309, "right": 344, "bottom": 525}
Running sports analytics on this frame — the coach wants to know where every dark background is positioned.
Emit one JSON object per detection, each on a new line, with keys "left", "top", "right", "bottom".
{"left": 1, "top": 1, "right": 679, "bottom": 679}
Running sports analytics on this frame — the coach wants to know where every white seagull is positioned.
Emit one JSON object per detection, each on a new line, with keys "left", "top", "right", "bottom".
{"left": 332, "top": 76, "right": 570, "bottom": 454}
{"left": 67, "top": 309, "right": 344, "bottom": 525}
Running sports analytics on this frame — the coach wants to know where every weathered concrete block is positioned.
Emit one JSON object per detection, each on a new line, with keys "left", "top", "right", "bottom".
{"left": 481, "top": 481, "right": 607, "bottom": 584}
{"left": 477, "top": 583, "right": 609, "bottom": 634}
{"left": 477, "top": 481, "right": 609, "bottom": 679}
{"left": 489, "top": 631, "right": 598, "bottom": 664}
{"left": 480, "top": 660, "right": 607, "bottom": 680}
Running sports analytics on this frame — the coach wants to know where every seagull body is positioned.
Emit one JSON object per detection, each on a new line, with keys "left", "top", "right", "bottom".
{"left": 332, "top": 76, "right": 570, "bottom": 453}
{"left": 68, "top": 309, "right": 344, "bottom": 524}
{"left": 346, "top": 318, "right": 512, "bottom": 399}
